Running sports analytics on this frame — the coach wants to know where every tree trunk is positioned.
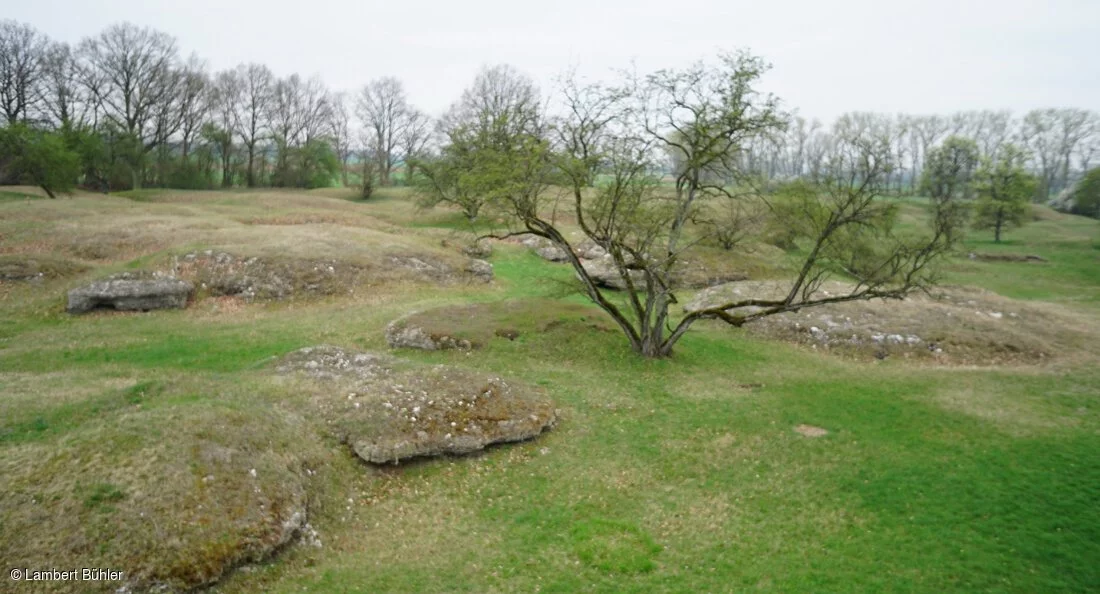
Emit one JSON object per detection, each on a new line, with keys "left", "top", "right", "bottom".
{"left": 40, "top": 185, "right": 56, "bottom": 199}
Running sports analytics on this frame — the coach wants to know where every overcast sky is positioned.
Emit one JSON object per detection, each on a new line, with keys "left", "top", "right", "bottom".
{"left": 5, "top": 0, "right": 1098, "bottom": 121}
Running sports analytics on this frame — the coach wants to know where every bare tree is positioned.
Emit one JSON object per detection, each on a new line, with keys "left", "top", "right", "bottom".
{"left": 1077, "top": 115, "right": 1100, "bottom": 175}
{"left": 79, "top": 23, "right": 179, "bottom": 145}
{"left": 78, "top": 23, "right": 181, "bottom": 187}
{"left": 972, "top": 110, "right": 1013, "bottom": 160}
{"left": 299, "top": 75, "right": 331, "bottom": 145}
{"left": 0, "top": 20, "right": 48, "bottom": 125}
{"left": 328, "top": 92, "right": 352, "bottom": 187}
{"left": 38, "top": 41, "right": 87, "bottom": 128}
{"left": 442, "top": 64, "right": 541, "bottom": 139}
{"left": 911, "top": 115, "right": 948, "bottom": 192}
{"left": 234, "top": 63, "right": 272, "bottom": 187}
{"left": 356, "top": 77, "right": 408, "bottom": 186}
{"left": 804, "top": 121, "right": 830, "bottom": 182}
{"left": 400, "top": 108, "right": 432, "bottom": 183}
{"left": 785, "top": 114, "right": 812, "bottom": 177}
{"left": 1020, "top": 109, "right": 1062, "bottom": 199}
{"left": 1052, "top": 108, "right": 1095, "bottom": 193}
{"left": 209, "top": 68, "right": 241, "bottom": 187}
{"left": 177, "top": 55, "right": 210, "bottom": 160}
{"left": 269, "top": 73, "right": 305, "bottom": 181}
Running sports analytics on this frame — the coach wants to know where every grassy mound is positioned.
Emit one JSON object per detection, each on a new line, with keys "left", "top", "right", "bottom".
{"left": 277, "top": 346, "right": 557, "bottom": 464}
{"left": 0, "top": 255, "right": 89, "bottom": 281}
{"left": 385, "top": 299, "right": 615, "bottom": 351}
{"left": 690, "top": 280, "right": 1100, "bottom": 364}
{"left": 0, "top": 379, "right": 326, "bottom": 593}
{"left": 169, "top": 249, "right": 478, "bottom": 302}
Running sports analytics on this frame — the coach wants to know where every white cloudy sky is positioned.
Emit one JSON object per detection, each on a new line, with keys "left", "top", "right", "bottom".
{"left": 5, "top": 0, "right": 1098, "bottom": 121}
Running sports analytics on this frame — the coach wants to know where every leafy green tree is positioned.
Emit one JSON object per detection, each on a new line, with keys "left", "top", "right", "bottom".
{"left": 921, "top": 136, "right": 979, "bottom": 242}
{"left": 360, "top": 152, "right": 376, "bottom": 200}
{"left": 972, "top": 145, "right": 1037, "bottom": 242}
{"left": 415, "top": 114, "right": 550, "bottom": 222}
{"left": 287, "top": 139, "right": 338, "bottom": 189}
{"left": 0, "top": 124, "right": 80, "bottom": 197}
{"left": 1070, "top": 167, "right": 1100, "bottom": 219}
{"left": 416, "top": 65, "right": 547, "bottom": 222}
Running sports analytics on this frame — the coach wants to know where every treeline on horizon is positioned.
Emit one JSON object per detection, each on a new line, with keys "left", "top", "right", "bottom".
{"left": 1, "top": 18, "right": 1098, "bottom": 208}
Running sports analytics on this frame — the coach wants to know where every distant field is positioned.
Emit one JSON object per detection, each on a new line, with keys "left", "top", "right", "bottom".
{"left": 1, "top": 186, "right": 1098, "bottom": 593}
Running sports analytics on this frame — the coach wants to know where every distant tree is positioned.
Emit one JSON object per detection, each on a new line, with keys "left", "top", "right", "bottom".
{"left": 0, "top": 124, "right": 80, "bottom": 197}
{"left": 401, "top": 108, "right": 432, "bottom": 183}
{"left": 328, "top": 92, "right": 353, "bottom": 187}
{"left": 39, "top": 42, "right": 87, "bottom": 128}
{"left": 209, "top": 69, "right": 241, "bottom": 187}
{"left": 267, "top": 75, "right": 330, "bottom": 187}
{"left": 1070, "top": 167, "right": 1100, "bottom": 219}
{"left": 921, "top": 136, "right": 979, "bottom": 242}
{"left": 972, "top": 145, "right": 1036, "bottom": 242}
{"left": 234, "top": 63, "right": 272, "bottom": 187}
{"left": 416, "top": 65, "right": 544, "bottom": 221}
{"left": 78, "top": 23, "right": 181, "bottom": 188}
{"left": 359, "top": 148, "right": 376, "bottom": 199}
{"left": 269, "top": 74, "right": 306, "bottom": 186}
{"left": 298, "top": 76, "right": 332, "bottom": 146}
{"left": 0, "top": 20, "right": 47, "bottom": 125}
{"left": 922, "top": 136, "right": 979, "bottom": 200}
{"left": 357, "top": 77, "right": 409, "bottom": 186}
{"left": 692, "top": 193, "right": 765, "bottom": 250}
{"left": 971, "top": 110, "right": 1013, "bottom": 160}
{"left": 176, "top": 56, "right": 210, "bottom": 162}
{"left": 441, "top": 64, "right": 541, "bottom": 141}
{"left": 413, "top": 122, "right": 511, "bottom": 221}
{"left": 291, "top": 138, "right": 338, "bottom": 189}
{"left": 59, "top": 124, "right": 108, "bottom": 191}
{"left": 911, "top": 115, "right": 948, "bottom": 191}
{"left": 1020, "top": 108, "right": 1095, "bottom": 199}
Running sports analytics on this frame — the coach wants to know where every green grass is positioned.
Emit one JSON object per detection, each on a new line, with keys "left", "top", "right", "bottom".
{"left": 882, "top": 195, "right": 1100, "bottom": 307}
{"left": 949, "top": 220, "right": 1100, "bottom": 307}
{"left": 0, "top": 188, "right": 45, "bottom": 201}
{"left": 1, "top": 188, "right": 1098, "bottom": 593}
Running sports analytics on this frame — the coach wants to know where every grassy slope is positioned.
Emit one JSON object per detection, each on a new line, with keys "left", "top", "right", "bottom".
{"left": 0, "top": 188, "right": 1098, "bottom": 592}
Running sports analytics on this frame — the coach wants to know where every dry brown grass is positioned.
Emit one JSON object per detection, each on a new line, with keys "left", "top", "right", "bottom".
{"left": 0, "top": 190, "right": 462, "bottom": 272}
{"left": 0, "top": 254, "right": 88, "bottom": 280}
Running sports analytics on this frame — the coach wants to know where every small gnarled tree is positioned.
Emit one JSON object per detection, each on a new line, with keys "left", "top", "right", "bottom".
{"left": 418, "top": 53, "right": 961, "bottom": 358}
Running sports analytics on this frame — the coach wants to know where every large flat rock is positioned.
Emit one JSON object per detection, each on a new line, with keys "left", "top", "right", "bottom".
{"left": 67, "top": 272, "right": 193, "bottom": 313}
{"left": 277, "top": 346, "right": 557, "bottom": 464}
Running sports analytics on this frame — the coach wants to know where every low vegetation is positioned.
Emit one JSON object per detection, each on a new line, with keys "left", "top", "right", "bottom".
{"left": 0, "top": 182, "right": 1096, "bottom": 592}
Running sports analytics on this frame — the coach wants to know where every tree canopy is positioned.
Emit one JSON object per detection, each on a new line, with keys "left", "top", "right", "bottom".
{"left": 972, "top": 145, "right": 1037, "bottom": 242}
{"left": 0, "top": 123, "right": 80, "bottom": 197}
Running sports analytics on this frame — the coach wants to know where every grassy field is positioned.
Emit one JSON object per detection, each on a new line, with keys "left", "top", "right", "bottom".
{"left": 1, "top": 186, "right": 1098, "bottom": 592}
